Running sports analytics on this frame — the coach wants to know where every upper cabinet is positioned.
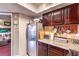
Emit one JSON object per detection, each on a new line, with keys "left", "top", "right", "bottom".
{"left": 42, "top": 3, "right": 79, "bottom": 26}
{"left": 63, "top": 4, "right": 79, "bottom": 24}
{"left": 52, "top": 9, "right": 63, "bottom": 25}
{"left": 63, "top": 7, "right": 69, "bottom": 24}
{"left": 68, "top": 4, "right": 79, "bottom": 24}
{"left": 42, "top": 13, "right": 52, "bottom": 26}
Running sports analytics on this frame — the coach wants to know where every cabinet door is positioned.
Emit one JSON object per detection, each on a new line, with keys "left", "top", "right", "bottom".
{"left": 68, "top": 4, "right": 78, "bottom": 24}
{"left": 42, "top": 14, "right": 48, "bottom": 26}
{"left": 42, "top": 13, "right": 52, "bottom": 26}
{"left": 38, "top": 41, "right": 48, "bottom": 56}
{"left": 48, "top": 45, "right": 69, "bottom": 56}
{"left": 52, "top": 9, "right": 63, "bottom": 25}
{"left": 63, "top": 4, "right": 79, "bottom": 24}
{"left": 63, "top": 7, "right": 69, "bottom": 24}
{"left": 47, "top": 13, "right": 52, "bottom": 26}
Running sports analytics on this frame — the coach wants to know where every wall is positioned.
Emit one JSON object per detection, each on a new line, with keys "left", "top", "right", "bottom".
{"left": 11, "top": 13, "right": 33, "bottom": 56}
{"left": 19, "top": 14, "right": 33, "bottom": 56}
{"left": 11, "top": 13, "right": 19, "bottom": 56}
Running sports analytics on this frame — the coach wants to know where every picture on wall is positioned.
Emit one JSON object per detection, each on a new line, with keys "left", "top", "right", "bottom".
{"left": 4, "top": 21, "right": 11, "bottom": 26}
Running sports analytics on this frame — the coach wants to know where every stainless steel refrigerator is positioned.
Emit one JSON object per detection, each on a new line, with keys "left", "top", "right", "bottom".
{"left": 27, "top": 22, "right": 43, "bottom": 56}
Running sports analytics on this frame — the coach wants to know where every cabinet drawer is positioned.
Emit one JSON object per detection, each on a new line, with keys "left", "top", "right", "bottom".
{"left": 48, "top": 45, "right": 65, "bottom": 52}
{"left": 48, "top": 49, "right": 64, "bottom": 56}
{"left": 48, "top": 49, "right": 64, "bottom": 55}
{"left": 48, "top": 45, "right": 68, "bottom": 56}
{"left": 38, "top": 41, "right": 48, "bottom": 56}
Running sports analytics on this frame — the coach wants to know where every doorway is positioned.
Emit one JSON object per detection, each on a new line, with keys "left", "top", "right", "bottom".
{"left": 0, "top": 13, "right": 11, "bottom": 56}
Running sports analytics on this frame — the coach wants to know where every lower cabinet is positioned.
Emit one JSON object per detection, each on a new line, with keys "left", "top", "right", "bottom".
{"left": 38, "top": 41, "right": 69, "bottom": 56}
{"left": 48, "top": 45, "right": 69, "bottom": 56}
{"left": 38, "top": 41, "right": 48, "bottom": 56}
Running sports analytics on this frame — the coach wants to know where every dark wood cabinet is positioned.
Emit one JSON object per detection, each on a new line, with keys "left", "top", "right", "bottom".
{"left": 52, "top": 9, "right": 63, "bottom": 25}
{"left": 63, "top": 4, "right": 79, "bottom": 24}
{"left": 48, "top": 45, "right": 64, "bottom": 56}
{"left": 38, "top": 41, "right": 69, "bottom": 56}
{"left": 63, "top": 7, "right": 69, "bottom": 24}
{"left": 38, "top": 41, "right": 48, "bottom": 56}
{"left": 42, "top": 14, "right": 48, "bottom": 26}
{"left": 48, "top": 45, "right": 69, "bottom": 56}
{"left": 42, "top": 4, "right": 79, "bottom": 26}
{"left": 42, "top": 13, "right": 52, "bottom": 26}
{"left": 42, "top": 9, "right": 63, "bottom": 26}
{"left": 68, "top": 4, "right": 79, "bottom": 24}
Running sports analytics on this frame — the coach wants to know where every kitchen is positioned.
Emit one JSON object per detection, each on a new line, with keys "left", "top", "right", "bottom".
{"left": 32, "top": 3, "right": 79, "bottom": 56}
{"left": 0, "top": 3, "right": 79, "bottom": 56}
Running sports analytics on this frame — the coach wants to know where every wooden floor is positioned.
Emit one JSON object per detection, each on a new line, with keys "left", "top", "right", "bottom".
{"left": 0, "top": 43, "right": 11, "bottom": 56}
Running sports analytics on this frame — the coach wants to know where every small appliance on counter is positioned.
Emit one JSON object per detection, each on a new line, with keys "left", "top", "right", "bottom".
{"left": 44, "top": 35, "right": 50, "bottom": 39}
{"left": 39, "top": 31, "right": 44, "bottom": 39}
{"left": 44, "top": 31, "right": 51, "bottom": 40}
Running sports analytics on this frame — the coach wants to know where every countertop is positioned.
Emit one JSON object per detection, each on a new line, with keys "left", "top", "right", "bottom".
{"left": 55, "top": 33, "right": 79, "bottom": 40}
{"left": 38, "top": 39, "right": 79, "bottom": 52}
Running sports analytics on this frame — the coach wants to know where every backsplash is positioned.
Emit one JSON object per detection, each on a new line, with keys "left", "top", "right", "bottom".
{"left": 39, "top": 24, "right": 79, "bottom": 40}
{"left": 54, "top": 24, "right": 78, "bottom": 34}
{"left": 43, "top": 24, "right": 78, "bottom": 34}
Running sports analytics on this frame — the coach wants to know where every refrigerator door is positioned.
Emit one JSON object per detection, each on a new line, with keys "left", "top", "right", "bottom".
{"left": 27, "top": 24, "right": 36, "bottom": 56}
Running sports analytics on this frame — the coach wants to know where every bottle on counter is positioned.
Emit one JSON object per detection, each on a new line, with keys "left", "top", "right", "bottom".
{"left": 50, "top": 28, "right": 57, "bottom": 40}
{"left": 50, "top": 33, "right": 54, "bottom": 40}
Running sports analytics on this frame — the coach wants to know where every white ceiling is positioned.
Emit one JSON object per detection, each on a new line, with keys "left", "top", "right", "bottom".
{"left": 0, "top": 3, "right": 73, "bottom": 17}
{"left": 18, "top": 3, "right": 59, "bottom": 13}
{"left": 18, "top": 3, "right": 73, "bottom": 17}
{"left": 30, "top": 3, "right": 43, "bottom": 8}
